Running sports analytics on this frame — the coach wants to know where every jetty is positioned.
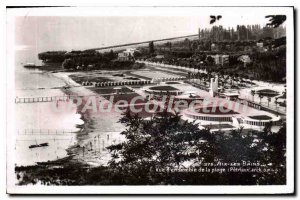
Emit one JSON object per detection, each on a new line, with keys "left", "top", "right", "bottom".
{"left": 15, "top": 95, "right": 72, "bottom": 103}
{"left": 17, "top": 129, "right": 79, "bottom": 135}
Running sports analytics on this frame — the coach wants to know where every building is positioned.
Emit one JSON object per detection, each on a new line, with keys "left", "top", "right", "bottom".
{"left": 182, "top": 99, "right": 281, "bottom": 131}
{"left": 238, "top": 55, "right": 251, "bottom": 67}
{"left": 209, "top": 54, "right": 229, "bottom": 66}
{"left": 256, "top": 42, "right": 264, "bottom": 48}
{"left": 222, "top": 92, "right": 239, "bottom": 101}
{"left": 220, "top": 55, "right": 229, "bottom": 65}
{"left": 118, "top": 48, "right": 137, "bottom": 61}
{"left": 256, "top": 42, "right": 268, "bottom": 52}
{"left": 209, "top": 76, "right": 218, "bottom": 97}
{"left": 155, "top": 55, "right": 164, "bottom": 59}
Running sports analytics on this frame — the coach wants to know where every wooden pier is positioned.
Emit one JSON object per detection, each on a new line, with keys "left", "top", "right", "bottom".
{"left": 17, "top": 129, "right": 79, "bottom": 135}
{"left": 15, "top": 96, "right": 72, "bottom": 103}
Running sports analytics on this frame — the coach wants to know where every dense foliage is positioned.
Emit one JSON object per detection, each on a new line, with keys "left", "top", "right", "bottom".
{"left": 38, "top": 49, "right": 145, "bottom": 70}
{"left": 15, "top": 110, "right": 286, "bottom": 185}
{"left": 145, "top": 37, "right": 286, "bottom": 82}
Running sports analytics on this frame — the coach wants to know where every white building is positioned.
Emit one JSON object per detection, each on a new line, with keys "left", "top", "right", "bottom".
{"left": 223, "top": 92, "right": 239, "bottom": 101}
{"left": 209, "top": 54, "right": 229, "bottom": 66}
{"left": 256, "top": 42, "right": 264, "bottom": 48}
{"left": 209, "top": 76, "right": 219, "bottom": 97}
{"left": 118, "top": 48, "right": 138, "bottom": 61}
{"left": 238, "top": 55, "right": 251, "bottom": 67}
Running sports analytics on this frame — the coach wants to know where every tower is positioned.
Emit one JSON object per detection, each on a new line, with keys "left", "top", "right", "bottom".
{"left": 209, "top": 76, "right": 219, "bottom": 97}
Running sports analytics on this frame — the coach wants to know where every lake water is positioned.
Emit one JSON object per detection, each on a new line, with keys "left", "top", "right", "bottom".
{"left": 14, "top": 51, "right": 84, "bottom": 166}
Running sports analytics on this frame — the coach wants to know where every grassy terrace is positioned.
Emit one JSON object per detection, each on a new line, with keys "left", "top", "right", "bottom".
{"left": 256, "top": 89, "right": 279, "bottom": 97}
{"left": 126, "top": 104, "right": 165, "bottom": 118}
{"left": 149, "top": 86, "right": 179, "bottom": 91}
{"left": 195, "top": 106, "right": 239, "bottom": 115}
{"left": 202, "top": 124, "right": 235, "bottom": 129}
{"left": 248, "top": 115, "right": 272, "bottom": 120}
{"left": 69, "top": 74, "right": 112, "bottom": 84}
{"left": 165, "top": 81, "right": 181, "bottom": 84}
{"left": 125, "top": 71, "right": 152, "bottom": 80}
{"left": 103, "top": 93, "right": 147, "bottom": 104}
{"left": 90, "top": 87, "right": 133, "bottom": 95}
{"left": 100, "top": 92, "right": 166, "bottom": 118}
{"left": 123, "top": 77, "right": 141, "bottom": 80}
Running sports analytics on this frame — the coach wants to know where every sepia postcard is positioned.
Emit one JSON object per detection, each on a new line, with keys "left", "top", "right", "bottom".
{"left": 6, "top": 6, "right": 294, "bottom": 194}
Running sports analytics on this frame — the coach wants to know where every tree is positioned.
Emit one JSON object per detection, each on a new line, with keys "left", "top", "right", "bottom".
{"left": 206, "top": 56, "right": 214, "bottom": 66}
{"left": 251, "top": 90, "right": 256, "bottom": 102}
{"left": 187, "top": 72, "right": 191, "bottom": 80}
{"left": 210, "top": 15, "right": 222, "bottom": 24}
{"left": 133, "top": 51, "right": 141, "bottom": 59}
{"left": 265, "top": 15, "right": 286, "bottom": 28}
{"left": 108, "top": 49, "right": 116, "bottom": 60}
{"left": 149, "top": 41, "right": 155, "bottom": 54}
{"left": 104, "top": 110, "right": 287, "bottom": 185}
{"left": 38, "top": 51, "right": 67, "bottom": 63}
{"left": 257, "top": 123, "right": 286, "bottom": 184}
{"left": 62, "top": 58, "right": 75, "bottom": 70}
{"left": 107, "top": 110, "right": 216, "bottom": 183}
{"left": 275, "top": 97, "right": 279, "bottom": 110}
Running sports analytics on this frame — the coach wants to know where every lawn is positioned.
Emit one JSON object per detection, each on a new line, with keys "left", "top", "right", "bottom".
{"left": 90, "top": 87, "right": 133, "bottom": 95}
{"left": 256, "top": 89, "right": 279, "bottom": 97}
{"left": 202, "top": 124, "right": 235, "bottom": 129}
{"left": 149, "top": 86, "right": 179, "bottom": 91}
{"left": 69, "top": 74, "right": 112, "bottom": 84}
{"left": 124, "top": 103, "right": 165, "bottom": 118}
{"left": 248, "top": 115, "right": 272, "bottom": 120}
{"left": 195, "top": 106, "right": 239, "bottom": 115}
{"left": 124, "top": 77, "right": 141, "bottom": 80}
{"left": 103, "top": 93, "right": 148, "bottom": 104}
{"left": 131, "top": 70, "right": 179, "bottom": 79}
{"left": 125, "top": 72, "right": 152, "bottom": 80}
{"left": 165, "top": 81, "right": 181, "bottom": 84}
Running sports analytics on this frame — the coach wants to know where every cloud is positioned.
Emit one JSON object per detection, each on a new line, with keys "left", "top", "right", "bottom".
{"left": 14, "top": 45, "right": 32, "bottom": 51}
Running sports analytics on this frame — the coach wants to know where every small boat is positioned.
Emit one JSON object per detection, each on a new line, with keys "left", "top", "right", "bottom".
{"left": 29, "top": 144, "right": 40, "bottom": 149}
{"left": 24, "top": 63, "right": 40, "bottom": 68}
{"left": 28, "top": 142, "right": 49, "bottom": 149}
{"left": 39, "top": 143, "right": 49, "bottom": 147}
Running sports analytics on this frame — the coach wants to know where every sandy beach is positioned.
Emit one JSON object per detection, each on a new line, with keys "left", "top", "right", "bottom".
{"left": 52, "top": 71, "right": 126, "bottom": 166}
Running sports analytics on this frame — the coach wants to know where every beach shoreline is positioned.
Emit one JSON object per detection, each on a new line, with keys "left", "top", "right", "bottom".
{"left": 51, "top": 70, "right": 125, "bottom": 166}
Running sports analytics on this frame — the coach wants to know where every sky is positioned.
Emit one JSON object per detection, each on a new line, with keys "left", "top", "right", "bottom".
{"left": 10, "top": 7, "right": 289, "bottom": 54}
